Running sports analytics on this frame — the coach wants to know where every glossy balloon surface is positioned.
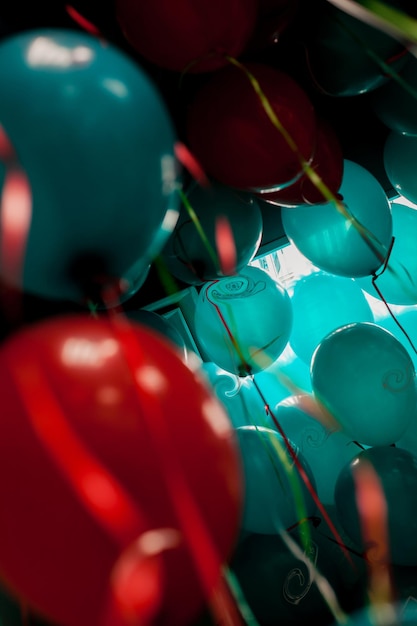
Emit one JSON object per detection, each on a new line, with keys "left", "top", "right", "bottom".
{"left": 0, "top": 315, "right": 242, "bottom": 626}
{"left": 0, "top": 30, "right": 180, "bottom": 302}
{"left": 194, "top": 265, "right": 292, "bottom": 376}
{"left": 335, "top": 446, "right": 417, "bottom": 566}
{"left": 186, "top": 63, "right": 317, "bottom": 190}
{"left": 384, "top": 132, "right": 417, "bottom": 205}
{"left": 282, "top": 160, "right": 393, "bottom": 278}
{"left": 234, "top": 426, "right": 317, "bottom": 534}
{"left": 311, "top": 322, "right": 417, "bottom": 446}
{"left": 162, "top": 182, "right": 263, "bottom": 285}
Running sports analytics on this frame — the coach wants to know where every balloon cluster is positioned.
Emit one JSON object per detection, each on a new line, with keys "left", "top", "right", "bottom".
{"left": 1, "top": 1, "right": 417, "bottom": 626}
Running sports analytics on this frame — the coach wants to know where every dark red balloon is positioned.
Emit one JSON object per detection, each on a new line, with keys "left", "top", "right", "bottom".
{"left": 0, "top": 315, "right": 242, "bottom": 626}
{"left": 258, "top": 118, "right": 344, "bottom": 206}
{"left": 186, "top": 62, "right": 317, "bottom": 190}
{"left": 115, "top": 0, "right": 258, "bottom": 73}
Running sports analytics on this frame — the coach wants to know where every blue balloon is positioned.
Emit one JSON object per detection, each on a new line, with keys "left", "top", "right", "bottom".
{"left": 162, "top": 182, "right": 263, "bottom": 285}
{"left": 311, "top": 322, "right": 417, "bottom": 447}
{"left": 282, "top": 160, "right": 393, "bottom": 278}
{"left": 335, "top": 446, "right": 417, "bottom": 566}
{"left": 372, "top": 52, "right": 417, "bottom": 136}
{"left": 267, "top": 395, "right": 363, "bottom": 506}
{"left": 384, "top": 132, "right": 417, "bottom": 205}
{"left": 234, "top": 426, "right": 317, "bottom": 534}
{"left": 357, "top": 202, "right": 417, "bottom": 305}
{"left": 194, "top": 265, "right": 293, "bottom": 376}
{"left": 290, "top": 271, "right": 374, "bottom": 364}
{"left": 0, "top": 30, "right": 180, "bottom": 303}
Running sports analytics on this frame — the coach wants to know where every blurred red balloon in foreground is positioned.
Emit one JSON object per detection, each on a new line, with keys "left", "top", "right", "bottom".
{"left": 0, "top": 315, "right": 242, "bottom": 626}
{"left": 258, "top": 118, "right": 344, "bottom": 207}
{"left": 115, "top": 0, "right": 258, "bottom": 73}
{"left": 186, "top": 62, "right": 317, "bottom": 190}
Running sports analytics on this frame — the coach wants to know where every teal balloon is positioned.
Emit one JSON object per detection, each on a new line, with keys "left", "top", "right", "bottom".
{"left": 268, "top": 395, "right": 362, "bottom": 506}
{"left": 230, "top": 524, "right": 358, "bottom": 626}
{"left": 335, "top": 446, "right": 417, "bottom": 566}
{"left": 234, "top": 426, "right": 317, "bottom": 534}
{"left": 305, "top": 2, "right": 408, "bottom": 97}
{"left": 194, "top": 265, "right": 292, "bottom": 376}
{"left": 162, "top": 182, "right": 263, "bottom": 285}
{"left": 384, "top": 132, "right": 417, "bottom": 205}
{"left": 357, "top": 202, "right": 417, "bottom": 305}
{"left": 311, "top": 322, "right": 417, "bottom": 446}
{"left": 282, "top": 160, "right": 393, "bottom": 278}
{"left": 290, "top": 271, "right": 374, "bottom": 364}
{"left": 0, "top": 30, "right": 180, "bottom": 302}
{"left": 372, "top": 52, "right": 417, "bottom": 136}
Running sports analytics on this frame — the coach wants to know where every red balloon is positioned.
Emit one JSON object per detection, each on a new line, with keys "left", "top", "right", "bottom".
{"left": 0, "top": 315, "right": 242, "bottom": 626}
{"left": 258, "top": 117, "right": 344, "bottom": 206}
{"left": 115, "top": 0, "right": 258, "bottom": 73}
{"left": 186, "top": 62, "right": 317, "bottom": 190}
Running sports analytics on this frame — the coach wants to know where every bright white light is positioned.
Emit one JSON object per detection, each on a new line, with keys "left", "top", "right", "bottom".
{"left": 26, "top": 37, "right": 94, "bottom": 68}
{"left": 135, "top": 365, "right": 167, "bottom": 394}
{"left": 61, "top": 338, "right": 119, "bottom": 368}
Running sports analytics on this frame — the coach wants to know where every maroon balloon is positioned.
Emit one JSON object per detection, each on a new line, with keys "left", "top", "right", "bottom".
{"left": 115, "top": 0, "right": 258, "bottom": 73}
{"left": 0, "top": 315, "right": 243, "bottom": 626}
{"left": 186, "top": 62, "right": 317, "bottom": 190}
{"left": 258, "top": 118, "right": 344, "bottom": 207}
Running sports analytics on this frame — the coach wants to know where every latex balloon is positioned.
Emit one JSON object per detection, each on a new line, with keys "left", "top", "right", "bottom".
{"left": 186, "top": 62, "right": 317, "bottom": 190}
{"left": 304, "top": 2, "right": 408, "bottom": 96}
{"left": 290, "top": 271, "right": 374, "bottom": 364}
{"left": 0, "top": 30, "right": 180, "bottom": 303}
{"left": 259, "top": 118, "right": 344, "bottom": 207}
{"left": 161, "top": 182, "right": 263, "bottom": 285}
{"left": 282, "top": 160, "right": 393, "bottom": 278}
{"left": 231, "top": 522, "right": 363, "bottom": 626}
{"left": 384, "top": 131, "right": 417, "bottom": 205}
{"left": 115, "top": 0, "right": 258, "bottom": 73}
{"left": 125, "top": 309, "right": 188, "bottom": 361}
{"left": 372, "top": 52, "right": 417, "bottom": 136}
{"left": 268, "top": 395, "right": 363, "bottom": 506}
{"left": 234, "top": 426, "right": 317, "bottom": 534}
{"left": 335, "top": 446, "right": 417, "bottom": 566}
{"left": 0, "top": 315, "right": 242, "bottom": 626}
{"left": 311, "top": 322, "right": 417, "bottom": 447}
{"left": 357, "top": 202, "right": 417, "bottom": 306}
{"left": 194, "top": 265, "right": 293, "bottom": 376}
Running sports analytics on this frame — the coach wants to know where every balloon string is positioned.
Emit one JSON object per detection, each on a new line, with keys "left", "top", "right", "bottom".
{"left": 177, "top": 188, "right": 221, "bottom": 273}
{"left": 371, "top": 237, "right": 417, "bottom": 355}
{"left": 223, "top": 56, "right": 389, "bottom": 269}
{"left": 249, "top": 374, "right": 355, "bottom": 569}
{"left": 65, "top": 5, "right": 104, "bottom": 40}
{"left": 106, "top": 310, "right": 246, "bottom": 626}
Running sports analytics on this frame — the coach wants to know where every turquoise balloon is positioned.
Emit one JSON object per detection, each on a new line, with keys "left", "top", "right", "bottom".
{"left": 311, "top": 322, "right": 417, "bottom": 446}
{"left": 162, "top": 182, "right": 263, "bottom": 285}
{"left": 372, "top": 52, "right": 417, "bottom": 136}
{"left": 282, "top": 160, "right": 393, "bottom": 278}
{"left": 268, "top": 395, "right": 362, "bottom": 506}
{"left": 290, "top": 271, "right": 374, "bottom": 364}
{"left": 0, "top": 30, "right": 180, "bottom": 302}
{"left": 384, "top": 132, "right": 417, "bottom": 205}
{"left": 305, "top": 2, "right": 408, "bottom": 97}
{"left": 194, "top": 265, "right": 292, "bottom": 376}
{"left": 231, "top": 524, "right": 360, "bottom": 626}
{"left": 335, "top": 446, "right": 417, "bottom": 566}
{"left": 357, "top": 202, "right": 417, "bottom": 305}
{"left": 235, "top": 426, "right": 317, "bottom": 534}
